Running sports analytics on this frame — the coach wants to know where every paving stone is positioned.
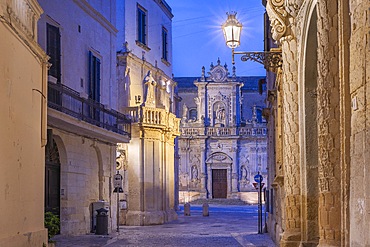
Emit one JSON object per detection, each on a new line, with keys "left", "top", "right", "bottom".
{"left": 53, "top": 204, "right": 276, "bottom": 247}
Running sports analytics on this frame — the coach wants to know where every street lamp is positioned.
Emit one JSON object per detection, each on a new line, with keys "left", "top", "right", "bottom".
{"left": 222, "top": 12, "right": 282, "bottom": 72}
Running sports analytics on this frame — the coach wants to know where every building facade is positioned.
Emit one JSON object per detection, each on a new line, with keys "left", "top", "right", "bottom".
{"left": 116, "top": 0, "right": 180, "bottom": 226}
{"left": 37, "top": 0, "right": 131, "bottom": 235}
{"left": 0, "top": 0, "right": 49, "bottom": 246}
{"left": 176, "top": 60, "right": 268, "bottom": 203}
{"left": 264, "top": 0, "right": 370, "bottom": 246}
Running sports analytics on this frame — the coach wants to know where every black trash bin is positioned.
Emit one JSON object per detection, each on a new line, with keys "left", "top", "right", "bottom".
{"left": 95, "top": 208, "right": 108, "bottom": 235}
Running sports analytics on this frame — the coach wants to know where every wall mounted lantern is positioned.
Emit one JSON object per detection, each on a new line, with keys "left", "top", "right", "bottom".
{"left": 222, "top": 12, "right": 282, "bottom": 72}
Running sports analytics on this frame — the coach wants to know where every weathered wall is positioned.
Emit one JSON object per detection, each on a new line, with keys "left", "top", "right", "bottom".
{"left": 0, "top": 0, "right": 48, "bottom": 245}
{"left": 349, "top": 0, "right": 370, "bottom": 246}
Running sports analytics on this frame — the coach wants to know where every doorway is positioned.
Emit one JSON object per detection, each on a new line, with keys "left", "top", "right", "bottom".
{"left": 212, "top": 169, "right": 227, "bottom": 198}
{"left": 45, "top": 138, "right": 61, "bottom": 215}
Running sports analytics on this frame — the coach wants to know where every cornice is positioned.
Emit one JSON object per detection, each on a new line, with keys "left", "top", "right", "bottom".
{"left": 73, "top": 0, "right": 118, "bottom": 34}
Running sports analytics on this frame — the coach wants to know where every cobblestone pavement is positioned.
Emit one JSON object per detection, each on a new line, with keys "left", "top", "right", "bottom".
{"left": 53, "top": 204, "right": 276, "bottom": 247}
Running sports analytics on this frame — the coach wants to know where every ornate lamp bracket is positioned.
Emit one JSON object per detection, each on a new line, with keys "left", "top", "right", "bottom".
{"left": 232, "top": 49, "right": 282, "bottom": 72}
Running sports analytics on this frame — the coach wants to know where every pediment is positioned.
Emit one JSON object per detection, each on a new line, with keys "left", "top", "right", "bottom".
{"left": 206, "top": 152, "right": 232, "bottom": 163}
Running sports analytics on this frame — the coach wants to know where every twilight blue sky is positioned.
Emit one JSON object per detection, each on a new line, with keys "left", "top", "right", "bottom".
{"left": 165, "top": 0, "right": 266, "bottom": 77}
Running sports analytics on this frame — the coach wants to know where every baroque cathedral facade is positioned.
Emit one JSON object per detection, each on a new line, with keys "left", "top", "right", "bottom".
{"left": 176, "top": 60, "right": 268, "bottom": 202}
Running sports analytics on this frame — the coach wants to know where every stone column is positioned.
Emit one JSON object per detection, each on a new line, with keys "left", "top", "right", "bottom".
{"left": 199, "top": 144, "right": 207, "bottom": 198}
{"left": 316, "top": 1, "right": 341, "bottom": 245}
{"left": 266, "top": 0, "right": 302, "bottom": 245}
{"left": 280, "top": 38, "right": 302, "bottom": 247}
{"left": 230, "top": 146, "right": 239, "bottom": 197}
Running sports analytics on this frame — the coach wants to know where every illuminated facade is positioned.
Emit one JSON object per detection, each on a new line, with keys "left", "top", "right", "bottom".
{"left": 176, "top": 60, "right": 268, "bottom": 203}
{"left": 115, "top": 0, "right": 180, "bottom": 225}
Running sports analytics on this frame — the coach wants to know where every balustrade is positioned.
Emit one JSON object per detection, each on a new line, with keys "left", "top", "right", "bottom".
{"left": 180, "top": 126, "right": 267, "bottom": 137}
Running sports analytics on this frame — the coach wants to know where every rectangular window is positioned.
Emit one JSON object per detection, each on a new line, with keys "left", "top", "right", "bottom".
{"left": 47, "top": 23, "right": 61, "bottom": 83}
{"left": 162, "top": 27, "right": 168, "bottom": 61}
{"left": 87, "top": 51, "right": 101, "bottom": 121}
{"left": 137, "top": 5, "right": 147, "bottom": 45}
{"left": 88, "top": 51, "right": 100, "bottom": 102}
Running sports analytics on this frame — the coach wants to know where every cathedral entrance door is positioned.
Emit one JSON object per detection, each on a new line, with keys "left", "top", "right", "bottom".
{"left": 212, "top": 169, "right": 227, "bottom": 198}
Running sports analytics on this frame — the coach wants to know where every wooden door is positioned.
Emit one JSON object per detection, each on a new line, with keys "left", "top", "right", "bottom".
{"left": 212, "top": 169, "right": 227, "bottom": 198}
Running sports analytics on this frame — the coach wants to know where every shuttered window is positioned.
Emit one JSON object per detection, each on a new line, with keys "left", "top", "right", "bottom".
{"left": 47, "top": 23, "right": 61, "bottom": 83}
{"left": 88, "top": 51, "right": 100, "bottom": 102}
{"left": 162, "top": 27, "right": 168, "bottom": 61}
{"left": 137, "top": 5, "right": 147, "bottom": 45}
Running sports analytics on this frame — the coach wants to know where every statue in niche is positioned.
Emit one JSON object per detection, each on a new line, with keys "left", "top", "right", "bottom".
{"left": 143, "top": 71, "right": 156, "bottom": 107}
{"left": 214, "top": 104, "right": 226, "bottom": 126}
{"left": 241, "top": 166, "right": 248, "bottom": 180}
{"left": 191, "top": 165, "right": 198, "bottom": 180}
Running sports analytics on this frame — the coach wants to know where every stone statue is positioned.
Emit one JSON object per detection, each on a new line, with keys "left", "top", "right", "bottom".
{"left": 191, "top": 165, "right": 198, "bottom": 180}
{"left": 182, "top": 103, "right": 188, "bottom": 119}
{"left": 143, "top": 71, "right": 156, "bottom": 107}
{"left": 216, "top": 105, "right": 225, "bottom": 121}
{"left": 241, "top": 166, "right": 248, "bottom": 180}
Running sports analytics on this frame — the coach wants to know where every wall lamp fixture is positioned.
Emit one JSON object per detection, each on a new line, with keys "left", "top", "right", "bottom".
{"left": 222, "top": 12, "right": 282, "bottom": 72}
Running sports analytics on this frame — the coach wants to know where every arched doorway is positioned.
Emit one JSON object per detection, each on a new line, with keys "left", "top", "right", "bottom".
{"left": 45, "top": 138, "right": 61, "bottom": 215}
{"left": 206, "top": 152, "right": 233, "bottom": 199}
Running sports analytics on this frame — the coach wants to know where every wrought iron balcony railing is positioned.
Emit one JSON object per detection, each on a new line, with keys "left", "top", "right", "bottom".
{"left": 48, "top": 82, "right": 131, "bottom": 137}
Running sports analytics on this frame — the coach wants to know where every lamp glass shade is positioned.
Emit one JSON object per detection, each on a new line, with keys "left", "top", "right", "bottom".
{"left": 222, "top": 12, "right": 242, "bottom": 49}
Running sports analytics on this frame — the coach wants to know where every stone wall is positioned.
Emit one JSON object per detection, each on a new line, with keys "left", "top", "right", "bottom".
{"left": 265, "top": 0, "right": 369, "bottom": 246}
{"left": 349, "top": 0, "right": 370, "bottom": 246}
{"left": 50, "top": 129, "right": 117, "bottom": 235}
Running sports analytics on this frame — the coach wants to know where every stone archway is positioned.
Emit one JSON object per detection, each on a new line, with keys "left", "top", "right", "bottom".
{"left": 300, "top": 3, "right": 320, "bottom": 245}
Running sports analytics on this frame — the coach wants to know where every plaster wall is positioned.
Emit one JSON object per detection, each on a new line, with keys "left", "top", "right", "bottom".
{"left": 38, "top": 0, "right": 118, "bottom": 109}
{"left": 36, "top": 0, "right": 125, "bottom": 235}
{"left": 0, "top": 1, "right": 48, "bottom": 245}
{"left": 117, "top": 0, "right": 173, "bottom": 77}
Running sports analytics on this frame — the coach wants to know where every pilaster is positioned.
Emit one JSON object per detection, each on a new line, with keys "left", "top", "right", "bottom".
{"left": 125, "top": 106, "right": 180, "bottom": 225}
{"left": 316, "top": 1, "right": 341, "bottom": 245}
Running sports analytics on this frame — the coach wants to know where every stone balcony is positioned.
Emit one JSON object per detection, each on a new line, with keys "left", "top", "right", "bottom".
{"left": 125, "top": 106, "right": 180, "bottom": 135}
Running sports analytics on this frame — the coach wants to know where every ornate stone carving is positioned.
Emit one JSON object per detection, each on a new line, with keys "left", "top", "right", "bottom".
{"left": 284, "top": 0, "right": 304, "bottom": 17}
{"left": 208, "top": 59, "right": 228, "bottom": 82}
{"left": 266, "top": 0, "right": 289, "bottom": 42}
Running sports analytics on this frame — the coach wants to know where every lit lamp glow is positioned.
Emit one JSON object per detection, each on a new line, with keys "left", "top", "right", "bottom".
{"left": 221, "top": 12, "right": 282, "bottom": 71}
{"left": 222, "top": 12, "right": 242, "bottom": 49}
